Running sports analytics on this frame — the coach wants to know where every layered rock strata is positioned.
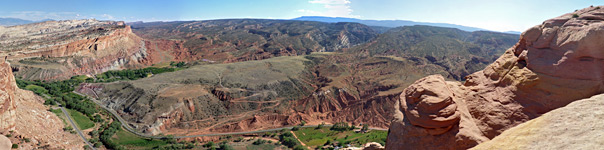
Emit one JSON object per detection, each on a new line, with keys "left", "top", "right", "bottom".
{"left": 0, "top": 19, "right": 149, "bottom": 80}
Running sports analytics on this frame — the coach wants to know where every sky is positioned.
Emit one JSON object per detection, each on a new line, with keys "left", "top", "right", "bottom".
{"left": 1, "top": 0, "right": 603, "bottom": 32}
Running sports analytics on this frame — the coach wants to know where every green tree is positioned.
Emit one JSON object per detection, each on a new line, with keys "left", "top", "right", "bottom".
{"left": 361, "top": 124, "right": 369, "bottom": 132}
{"left": 219, "top": 143, "right": 234, "bottom": 150}
{"left": 293, "top": 145, "right": 305, "bottom": 150}
{"left": 203, "top": 141, "right": 215, "bottom": 148}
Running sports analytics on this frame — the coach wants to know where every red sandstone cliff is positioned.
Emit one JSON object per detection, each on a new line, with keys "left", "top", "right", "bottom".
{"left": 386, "top": 6, "right": 604, "bottom": 150}
{"left": 0, "top": 19, "right": 152, "bottom": 80}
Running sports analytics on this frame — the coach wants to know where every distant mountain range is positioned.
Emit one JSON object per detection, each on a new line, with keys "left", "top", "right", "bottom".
{"left": 0, "top": 18, "right": 54, "bottom": 26}
{"left": 292, "top": 16, "right": 521, "bottom": 34}
{"left": 3, "top": 16, "right": 522, "bottom": 35}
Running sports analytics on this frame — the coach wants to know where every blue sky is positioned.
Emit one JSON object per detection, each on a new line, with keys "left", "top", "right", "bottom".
{"left": 1, "top": 0, "right": 603, "bottom": 32}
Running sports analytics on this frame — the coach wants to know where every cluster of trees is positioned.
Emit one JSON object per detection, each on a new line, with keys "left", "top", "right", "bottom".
{"left": 17, "top": 76, "right": 84, "bottom": 97}
{"left": 88, "top": 129, "right": 103, "bottom": 148}
{"left": 17, "top": 77, "right": 99, "bottom": 117}
{"left": 99, "top": 121, "right": 124, "bottom": 150}
{"left": 90, "top": 62, "right": 187, "bottom": 83}
{"left": 330, "top": 122, "right": 356, "bottom": 131}
{"left": 200, "top": 141, "right": 234, "bottom": 150}
{"left": 93, "top": 67, "right": 178, "bottom": 82}
{"left": 278, "top": 132, "right": 304, "bottom": 150}
{"left": 170, "top": 61, "right": 186, "bottom": 68}
{"left": 252, "top": 139, "right": 269, "bottom": 145}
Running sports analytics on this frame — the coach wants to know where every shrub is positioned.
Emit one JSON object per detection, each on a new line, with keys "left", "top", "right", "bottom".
{"left": 203, "top": 141, "right": 215, "bottom": 148}
{"left": 252, "top": 139, "right": 267, "bottom": 145}
{"left": 11, "top": 144, "right": 17, "bottom": 149}
{"left": 573, "top": 14, "right": 579, "bottom": 18}
{"left": 316, "top": 122, "right": 325, "bottom": 129}
{"left": 324, "top": 139, "right": 332, "bottom": 145}
{"left": 281, "top": 137, "right": 298, "bottom": 148}
{"left": 292, "top": 126, "right": 300, "bottom": 131}
{"left": 361, "top": 124, "right": 369, "bottom": 132}
{"left": 330, "top": 122, "right": 351, "bottom": 131}
{"left": 219, "top": 143, "right": 234, "bottom": 150}
{"left": 293, "top": 145, "right": 305, "bottom": 150}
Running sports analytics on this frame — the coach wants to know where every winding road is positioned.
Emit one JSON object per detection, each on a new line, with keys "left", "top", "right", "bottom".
{"left": 59, "top": 106, "right": 96, "bottom": 150}
{"left": 72, "top": 91, "right": 387, "bottom": 140}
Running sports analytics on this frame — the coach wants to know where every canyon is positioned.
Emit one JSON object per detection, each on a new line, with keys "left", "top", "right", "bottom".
{"left": 0, "top": 17, "right": 516, "bottom": 137}
{"left": 74, "top": 26, "right": 515, "bottom": 136}
{"left": 386, "top": 6, "right": 604, "bottom": 150}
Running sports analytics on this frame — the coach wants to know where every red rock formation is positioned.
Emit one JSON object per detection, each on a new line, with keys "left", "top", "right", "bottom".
{"left": 0, "top": 59, "right": 16, "bottom": 131}
{"left": 0, "top": 59, "right": 82, "bottom": 149}
{"left": 387, "top": 6, "right": 604, "bottom": 150}
{"left": 1, "top": 19, "right": 151, "bottom": 80}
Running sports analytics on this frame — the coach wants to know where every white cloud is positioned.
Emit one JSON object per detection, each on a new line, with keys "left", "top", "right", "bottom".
{"left": 101, "top": 14, "right": 115, "bottom": 20}
{"left": 309, "top": 0, "right": 350, "bottom": 5}
{"left": 300, "top": 0, "right": 359, "bottom": 18}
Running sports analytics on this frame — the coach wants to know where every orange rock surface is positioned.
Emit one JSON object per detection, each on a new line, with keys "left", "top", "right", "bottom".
{"left": 387, "top": 6, "right": 604, "bottom": 150}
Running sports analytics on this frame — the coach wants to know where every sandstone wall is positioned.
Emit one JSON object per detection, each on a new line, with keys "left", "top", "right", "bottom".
{"left": 0, "top": 19, "right": 149, "bottom": 81}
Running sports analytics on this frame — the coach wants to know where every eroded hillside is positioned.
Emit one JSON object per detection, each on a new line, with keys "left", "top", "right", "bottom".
{"left": 131, "top": 19, "right": 378, "bottom": 63}
{"left": 348, "top": 26, "right": 518, "bottom": 80}
{"left": 77, "top": 51, "right": 456, "bottom": 135}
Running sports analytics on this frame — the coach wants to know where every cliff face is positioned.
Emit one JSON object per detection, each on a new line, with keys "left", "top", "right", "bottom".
{"left": 0, "top": 59, "right": 16, "bottom": 131}
{"left": 0, "top": 19, "right": 149, "bottom": 80}
{"left": 0, "top": 59, "right": 82, "bottom": 149}
{"left": 386, "top": 6, "right": 604, "bottom": 150}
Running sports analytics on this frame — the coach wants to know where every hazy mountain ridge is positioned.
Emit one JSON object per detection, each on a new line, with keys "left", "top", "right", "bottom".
{"left": 293, "top": 16, "right": 521, "bottom": 34}
{"left": 0, "top": 17, "right": 54, "bottom": 26}
{"left": 348, "top": 25, "right": 518, "bottom": 80}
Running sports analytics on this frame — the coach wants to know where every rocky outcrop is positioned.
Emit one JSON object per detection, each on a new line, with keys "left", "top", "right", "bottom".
{"left": 0, "top": 58, "right": 16, "bottom": 131}
{"left": 0, "top": 19, "right": 149, "bottom": 80}
{"left": 12, "top": 88, "right": 83, "bottom": 149}
{"left": 0, "top": 58, "right": 82, "bottom": 149}
{"left": 387, "top": 6, "right": 604, "bottom": 150}
{"left": 471, "top": 93, "right": 604, "bottom": 149}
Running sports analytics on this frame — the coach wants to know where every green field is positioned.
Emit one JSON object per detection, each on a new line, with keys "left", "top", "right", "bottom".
{"left": 293, "top": 127, "right": 387, "bottom": 148}
{"left": 66, "top": 109, "right": 95, "bottom": 130}
{"left": 111, "top": 129, "right": 168, "bottom": 149}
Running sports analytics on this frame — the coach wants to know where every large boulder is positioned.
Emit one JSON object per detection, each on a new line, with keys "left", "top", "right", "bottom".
{"left": 387, "top": 6, "right": 604, "bottom": 150}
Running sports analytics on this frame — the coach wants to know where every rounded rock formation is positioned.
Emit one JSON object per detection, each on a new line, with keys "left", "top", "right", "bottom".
{"left": 387, "top": 6, "right": 604, "bottom": 150}
{"left": 401, "top": 75, "right": 460, "bottom": 135}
